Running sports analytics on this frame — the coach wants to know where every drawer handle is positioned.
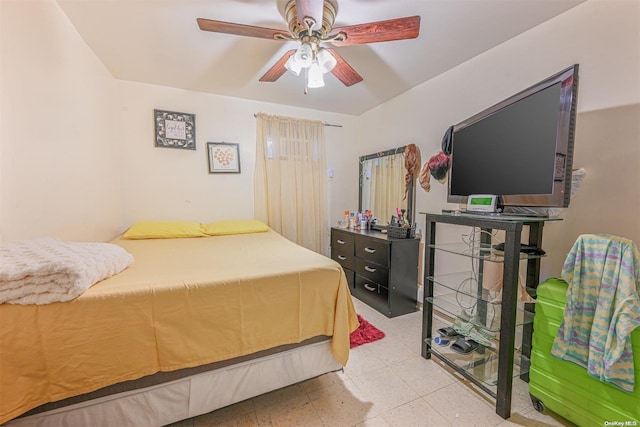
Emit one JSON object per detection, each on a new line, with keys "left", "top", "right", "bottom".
{"left": 364, "top": 266, "right": 376, "bottom": 273}
{"left": 364, "top": 284, "right": 377, "bottom": 292}
{"left": 337, "top": 255, "right": 347, "bottom": 260}
{"left": 337, "top": 239, "right": 346, "bottom": 245}
{"left": 364, "top": 247, "right": 376, "bottom": 254}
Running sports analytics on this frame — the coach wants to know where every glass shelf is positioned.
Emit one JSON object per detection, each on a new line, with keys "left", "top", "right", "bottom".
{"left": 420, "top": 211, "right": 561, "bottom": 224}
{"left": 420, "top": 212, "right": 553, "bottom": 419}
{"left": 428, "top": 242, "right": 546, "bottom": 262}
{"left": 426, "top": 338, "right": 531, "bottom": 388}
{"left": 427, "top": 271, "right": 537, "bottom": 303}
{"left": 426, "top": 290, "right": 534, "bottom": 332}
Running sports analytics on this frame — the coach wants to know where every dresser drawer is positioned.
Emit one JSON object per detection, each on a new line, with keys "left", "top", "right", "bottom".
{"left": 331, "top": 248, "right": 355, "bottom": 271}
{"left": 355, "top": 238, "right": 389, "bottom": 266}
{"left": 331, "top": 230, "right": 355, "bottom": 255}
{"left": 355, "top": 274, "right": 389, "bottom": 313}
{"left": 355, "top": 258, "right": 388, "bottom": 286}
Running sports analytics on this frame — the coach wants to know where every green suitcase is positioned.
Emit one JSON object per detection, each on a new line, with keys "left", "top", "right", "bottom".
{"left": 529, "top": 278, "right": 640, "bottom": 426}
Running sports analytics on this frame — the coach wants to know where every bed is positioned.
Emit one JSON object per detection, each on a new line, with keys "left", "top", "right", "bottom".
{"left": 0, "top": 228, "right": 359, "bottom": 426}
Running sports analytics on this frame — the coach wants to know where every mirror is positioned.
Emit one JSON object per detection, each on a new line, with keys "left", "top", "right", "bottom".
{"left": 359, "top": 146, "right": 414, "bottom": 226}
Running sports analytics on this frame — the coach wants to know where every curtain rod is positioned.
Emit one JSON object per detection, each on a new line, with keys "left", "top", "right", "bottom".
{"left": 253, "top": 114, "right": 342, "bottom": 128}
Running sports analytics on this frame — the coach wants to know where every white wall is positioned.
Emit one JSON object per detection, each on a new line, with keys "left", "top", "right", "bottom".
{"left": 543, "top": 104, "right": 639, "bottom": 275}
{"left": 0, "top": 0, "right": 122, "bottom": 244}
{"left": 116, "top": 81, "right": 358, "bottom": 233}
{"left": 357, "top": 0, "right": 640, "bottom": 279}
{"left": 0, "top": 0, "right": 359, "bottom": 246}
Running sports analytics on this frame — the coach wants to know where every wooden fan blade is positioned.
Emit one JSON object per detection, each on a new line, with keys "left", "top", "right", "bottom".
{"left": 326, "top": 49, "right": 363, "bottom": 87}
{"left": 259, "top": 50, "right": 297, "bottom": 82}
{"left": 330, "top": 16, "right": 420, "bottom": 46}
{"left": 197, "top": 18, "right": 286, "bottom": 40}
{"left": 296, "top": 0, "right": 324, "bottom": 30}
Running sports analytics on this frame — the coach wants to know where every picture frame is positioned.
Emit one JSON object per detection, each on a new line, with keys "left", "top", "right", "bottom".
{"left": 154, "top": 109, "right": 196, "bottom": 150}
{"left": 207, "top": 142, "right": 241, "bottom": 174}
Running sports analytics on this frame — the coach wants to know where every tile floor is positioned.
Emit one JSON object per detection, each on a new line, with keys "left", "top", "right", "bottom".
{"left": 166, "top": 299, "right": 574, "bottom": 427}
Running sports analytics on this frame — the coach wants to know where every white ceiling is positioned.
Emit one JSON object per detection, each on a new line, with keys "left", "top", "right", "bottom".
{"left": 56, "top": 0, "right": 585, "bottom": 116}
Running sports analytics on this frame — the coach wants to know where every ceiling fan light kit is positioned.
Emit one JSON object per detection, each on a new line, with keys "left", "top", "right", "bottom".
{"left": 307, "top": 63, "right": 325, "bottom": 88}
{"left": 284, "top": 40, "right": 337, "bottom": 87}
{"left": 316, "top": 48, "right": 337, "bottom": 73}
{"left": 284, "top": 54, "right": 303, "bottom": 76}
{"left": 197, "top": 0, "right": 420, "bottom": 92}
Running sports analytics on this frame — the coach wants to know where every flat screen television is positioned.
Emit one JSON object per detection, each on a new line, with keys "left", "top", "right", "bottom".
{"left": 447, "top": 64, "right": 579, "bottom": 211}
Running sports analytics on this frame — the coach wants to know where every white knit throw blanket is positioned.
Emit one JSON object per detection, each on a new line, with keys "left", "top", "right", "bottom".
{"left": 0, "top": 238, "right": 134, "bottom": 305}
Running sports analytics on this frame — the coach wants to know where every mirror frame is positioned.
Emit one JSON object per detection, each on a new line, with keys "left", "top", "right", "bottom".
{"left": 358, "top": 146, "right": 415, "bottom": 226}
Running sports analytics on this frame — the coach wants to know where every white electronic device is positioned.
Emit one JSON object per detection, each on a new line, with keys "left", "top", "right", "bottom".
{"left": 466, "top": 194, "right": 499, "bottom": 213}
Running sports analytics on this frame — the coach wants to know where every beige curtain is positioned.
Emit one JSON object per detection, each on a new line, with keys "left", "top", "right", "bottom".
{"left": 369, "top": 153, "right": 405, "bottom": 224}
{"left": 254, "top": 113, "right": 328, "bottom": 254}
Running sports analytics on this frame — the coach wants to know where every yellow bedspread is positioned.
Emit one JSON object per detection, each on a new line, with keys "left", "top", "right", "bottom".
{"left": 0, "top": 230, "right": 359, "bottom": 424}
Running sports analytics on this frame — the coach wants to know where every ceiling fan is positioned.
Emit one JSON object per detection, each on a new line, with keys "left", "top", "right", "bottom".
{"left": 197, "top": 0, "right": 420, "bottom": 90}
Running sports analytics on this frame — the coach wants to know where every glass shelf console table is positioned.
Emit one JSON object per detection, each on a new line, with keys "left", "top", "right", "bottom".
{"left": 420, "top": 212, "right": 560, "bottom": 419}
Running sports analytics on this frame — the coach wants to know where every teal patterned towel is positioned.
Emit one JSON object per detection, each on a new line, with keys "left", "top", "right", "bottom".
{"left": 551, "top": 234, "right": 640, "bottom": 392}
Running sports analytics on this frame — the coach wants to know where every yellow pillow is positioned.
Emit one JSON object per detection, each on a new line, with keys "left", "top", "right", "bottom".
{"left": 123, "top": 221, "right": 207, "bottom": 239}
{"left": 204, "top": 219, "right": 269, "bottom": 236}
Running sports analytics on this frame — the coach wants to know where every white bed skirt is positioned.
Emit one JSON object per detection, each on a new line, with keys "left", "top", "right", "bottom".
{"left": 7, "top": 340, "right": 342, "bottom": 427}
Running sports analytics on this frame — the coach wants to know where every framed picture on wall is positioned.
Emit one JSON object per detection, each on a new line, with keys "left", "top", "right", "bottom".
{"left": 207, "top": 142, "right": 241, "bottom": 174}
{"left": 154, "top": 109, "right": 196, "bottom": 150}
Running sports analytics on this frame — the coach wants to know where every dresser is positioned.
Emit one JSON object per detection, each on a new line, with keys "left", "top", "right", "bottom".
{"left": 330, "top": 227, "right": 419, "bottom": 317}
